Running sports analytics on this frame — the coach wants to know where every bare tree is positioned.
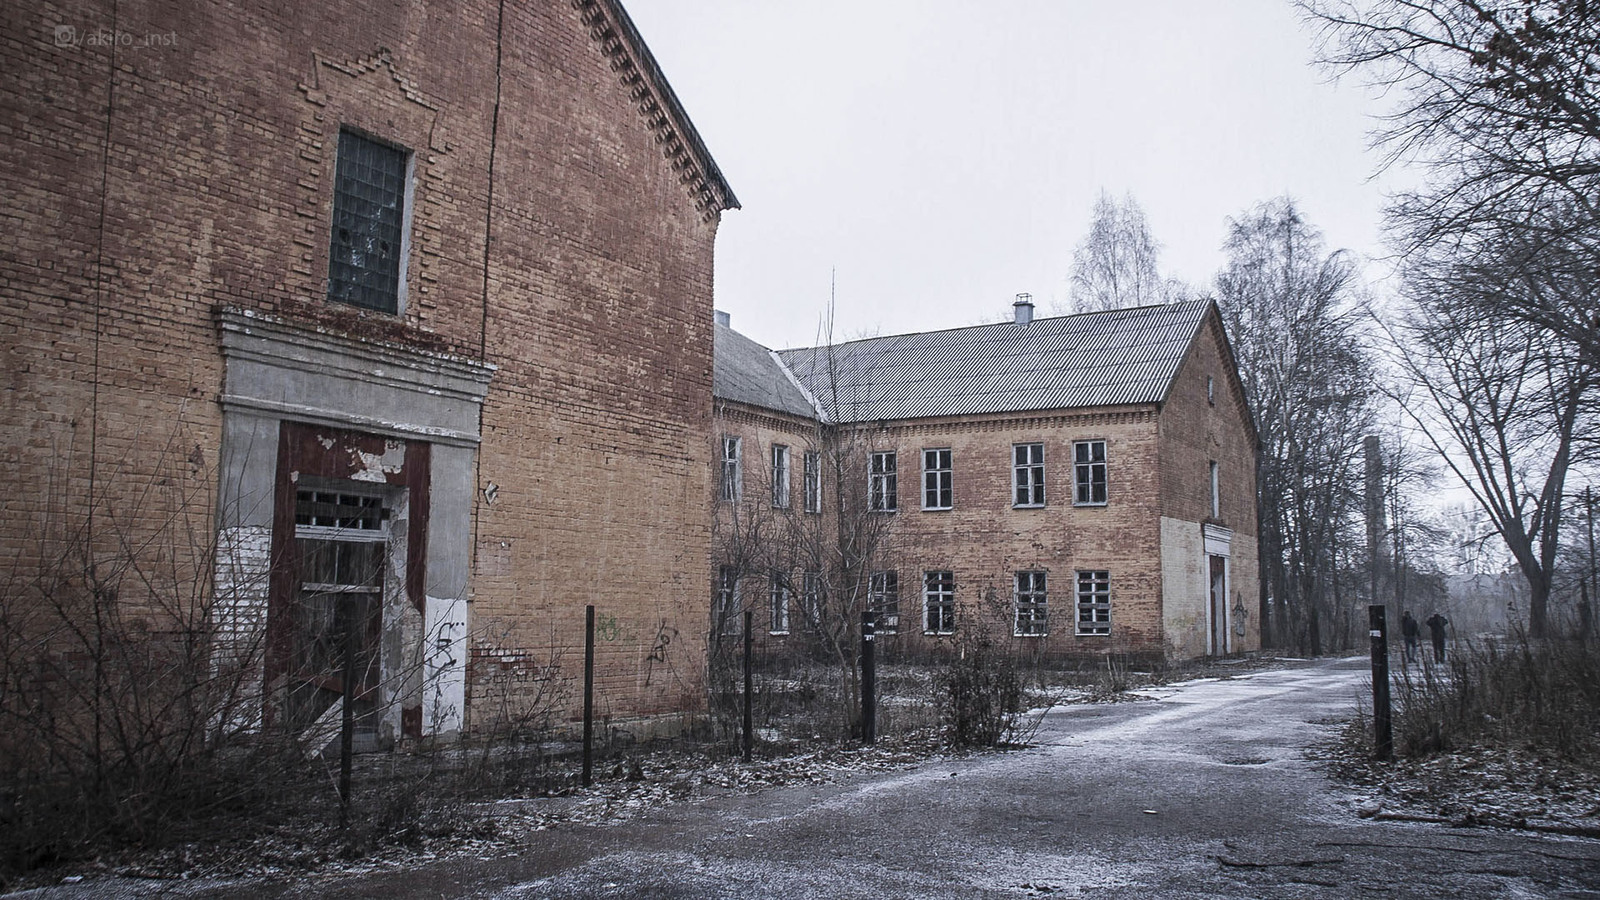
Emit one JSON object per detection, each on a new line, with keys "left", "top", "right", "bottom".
{"left": 1380, "top": 251, "right": 1594, "bottom": 639}
{"left": 1065, "top": 191, "right": 1167, "bottom": 313}
{"left": 1305, "top": 0, "right": 1600, "bottom": 366}
{"left": 1216, "top": 198, "right": 1376, "bottom": 653}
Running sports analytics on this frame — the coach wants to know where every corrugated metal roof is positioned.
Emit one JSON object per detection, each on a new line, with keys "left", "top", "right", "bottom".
{"left": 713, "top": 323, "right": 820, "bottom": 418}
{"left": 774, "top": 300, "right": 1212, "bottom": 423}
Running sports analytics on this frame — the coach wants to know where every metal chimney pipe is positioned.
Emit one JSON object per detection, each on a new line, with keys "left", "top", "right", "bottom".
{"left": 1013, "top": 293, "right": 1034, "bottom": 325}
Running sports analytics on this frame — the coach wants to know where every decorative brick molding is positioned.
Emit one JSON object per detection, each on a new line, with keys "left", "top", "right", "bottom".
{"left": 573, "top": 0, "right": 740, "bottom": 219}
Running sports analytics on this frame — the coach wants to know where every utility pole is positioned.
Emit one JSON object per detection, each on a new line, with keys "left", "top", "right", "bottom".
{"left": 1584, "top": 487, "right": 1596, "bottom": 641}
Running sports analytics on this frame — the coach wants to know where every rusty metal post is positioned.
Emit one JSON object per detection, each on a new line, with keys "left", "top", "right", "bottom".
{"left": 743, "top": 608, "right": 753, "bottom": 762}
{"left": 861, "top": 612, "right": 876, "bottom": 745}
{"left": 1369, "top": 604, "right": 1392, "bottom": 760}
{"left": 583, "top": 604, "right": 595, "bottom": 787}
{"left": 339, "top": 600, "right": 356, "bottom": 829}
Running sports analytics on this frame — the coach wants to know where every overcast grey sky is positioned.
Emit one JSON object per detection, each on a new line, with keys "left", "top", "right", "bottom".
{"left": 626, "top": 0, "right": 1408, "bottom": 351}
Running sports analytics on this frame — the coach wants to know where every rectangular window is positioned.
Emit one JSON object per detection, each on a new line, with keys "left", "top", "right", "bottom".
{"left": 869, "top": 570, "right": 899, "bottom": 633}
{"left": 804, "top": 450, "right": 822, "bottom": 513}
{"left": 1076, "top": 570, "right": 1111, "bottom": 636}
{"left": 870, "top": 451, "right": 898, "bottom": 512}
{"left": 802, "top": 571, "right": 824, "bottom": 628}
{"left": 328, "top": 129, "right": 409, "bottom": 314}
{"left": 1074, "top": 440, "right": 1108, "bottom": 506}
{"left": 1209, "top": 460, "right": 1220, "bottom": 518}
{"left": 922, "top": 448, "right": 952, "bottom": 510}
{"left": 770, "top": 577, "right": 790, "bottom": 634}
{"left": 719, "top": 436, "right": 742, "bottom": 502}
{"left": 1014, "top": 571, "right": 1048, "bottom": 636}
{"left": 1013, "top": 443, "right": 1045, "bottom": 507}
{"left": 923, "top": 570, "right": 955, "bottom": 635}
{"left": 715, "top": 566, "right": 741, "bottom": 636}
{"left": 771, "top": 444, "right": 791, "bottom": 509}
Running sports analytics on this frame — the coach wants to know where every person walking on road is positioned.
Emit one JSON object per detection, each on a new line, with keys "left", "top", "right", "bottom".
{"left": 1425, "top": 612, "right": 1449, "bottom": 663}
{"left": 1400, "top": 611, "right": 1420, "bottom": 664}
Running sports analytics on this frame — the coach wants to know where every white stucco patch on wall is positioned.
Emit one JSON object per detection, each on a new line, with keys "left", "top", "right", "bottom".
{"left": 213, "top": 524, "right": 273, "bottom": 729}
{"left": 424, "top": 594, "right": 468, "bottom": 736}
{"left": 1161, "top": 516, "right": 1207, "bottom": 659}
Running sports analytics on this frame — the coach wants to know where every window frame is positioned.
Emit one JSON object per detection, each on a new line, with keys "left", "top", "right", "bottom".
{"left": 715, "top": 565, "right": 742, "bottom": 636}
{"left": 803, "top": 450, "right": 822, "bottom": 514}
{"left": 1013, "top": 442, "right": 1046, "bottom": 508}
{"left": 922, "top": 448, "right": 953, "bottom": 510}
{"left": 869, "top": 570, "right": 900, "bottom": 633}
{"left": 327, "top": 128, "right": 412, "bottom": 315}
{"left": 1073, "top": 440, "right": 1108, "bottom": 506}
{"left": 1014, "top": 570, "right": 1048, "bottom": 637}
{"left": 769, "top": 576, "right": 790, "bottom": 635}
{"left": 771, "top": 444, "right": 791, "bottom": 509}
{"left": 869, "top": 450, "right": 898, "bottom": 513}
{"left": 1075, "top": 569, "right": 1111, "bottom": 636}
{"left": 923, "top": 570, "right": 955, "bottom": 635}
{"left": 802, "top": 570, "right": 824, "bottom": 628}
{"left": 719, "top": 436, "right": 742, "bottom": 503}
{"left": 1209, "top": 460, "right": 1221, "bottom": 519}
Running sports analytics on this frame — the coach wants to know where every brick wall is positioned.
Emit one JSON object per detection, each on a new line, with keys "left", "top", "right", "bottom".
{"left": 1, "top": 0, "right": 723, "bottom": 733}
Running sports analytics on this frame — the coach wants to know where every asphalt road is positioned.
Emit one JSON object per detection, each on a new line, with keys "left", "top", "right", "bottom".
{"left": 17, "top": 656, "right": 1600, "bottom": 898}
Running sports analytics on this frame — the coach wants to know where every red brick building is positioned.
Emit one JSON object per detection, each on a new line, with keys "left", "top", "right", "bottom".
{"left": 2, "top": 0, "right": 734, "bottom": 746}
{"left": 712, "top": 297, "right": 1260, "bottom": 662}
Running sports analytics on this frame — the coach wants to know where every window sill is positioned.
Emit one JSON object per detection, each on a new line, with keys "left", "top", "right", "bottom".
{"left": 921, "top": 505, "right": 953, "bottom": 512}
{"left": 1013, "top": 632, "right": 1049, "bottom": 639}
{"left": 1013, "top": 503, "right": 1047, "bottom": 510}
{"left": 1073, "top": 501, "right": 1109, "bottom": 508}
{"left": 1075, "top": 631, "right": 1112, "bottom": 638}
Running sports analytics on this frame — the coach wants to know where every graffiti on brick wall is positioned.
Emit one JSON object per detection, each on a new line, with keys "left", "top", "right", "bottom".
{"left": 643, "top": 619, "right": 679, "bottom": 687}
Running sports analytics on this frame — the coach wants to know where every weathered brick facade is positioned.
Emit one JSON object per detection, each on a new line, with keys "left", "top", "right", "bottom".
{"left": 2, "top": 0, "right": 732, "bottom": 743}
{"left": 711, "top": 302, "right": 1261, "bottom": 662}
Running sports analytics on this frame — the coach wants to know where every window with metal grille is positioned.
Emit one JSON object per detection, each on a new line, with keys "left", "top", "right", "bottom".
{"left": 869, "top": 451, "right": 897, "bottom": 512}
{"left": 1015, "top": 571, "right": 1048, "bottom": 636}
{"left": 923, "top": 570, "right": 955, "bottom": 634}
{"left": 803, "top": 450, "right": 822, "bottom": 513}
{"left": 869, "top": 570, "right": 899, "bottom": 633}
{"left": 719, "top": 436, "right": 742, "bottom": 502}
{"left": 770, "top": 577, "right": 790, "bottom": 634}
{"left": 1074, "top": 440, "right": 1108, "bottom": 505}
{"left": 295, "top": 490, "right": 388, "bottom": 530}
{"left": 327, "top": 129, "right": 408, "bottom": 314}
{"left": 771, "top": 444, "right": 790, "bottom": 509}
{"left": 290, "top": 487, "right": 388, "bottom": 739}
{"left": 1013, "top": 443, "right": 1045, "bottom": 507}
{"left": 1076, "top": 570, "right": 1111, "bottom": 636}
{"left": 922, "top": 448, "right": 952, "bottom": 510}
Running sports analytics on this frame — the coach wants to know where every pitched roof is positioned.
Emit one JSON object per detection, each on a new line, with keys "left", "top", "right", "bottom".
{"left": 714, "top": 322, "right": 820, "bottom": 419}
{"left": 774, "top": 300, "right": 1214, "bottom": 423}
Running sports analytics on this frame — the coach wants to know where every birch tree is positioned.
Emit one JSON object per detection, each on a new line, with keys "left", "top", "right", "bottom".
{"left": 1066, "top": 191, "right": 1167, "bottom": 313}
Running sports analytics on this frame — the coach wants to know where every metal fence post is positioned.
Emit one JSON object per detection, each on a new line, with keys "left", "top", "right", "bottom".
{"left": 583, "top": 604, "right": 595, "bottom": 787}
{"left": 1369, "top": 604, "right": 1392, "bottom": 760}
{"left": 743, "top": 608, "right": 753, "bottom": 762}
{"left": 861, "top": 612, "right": 876, "bottom": 745}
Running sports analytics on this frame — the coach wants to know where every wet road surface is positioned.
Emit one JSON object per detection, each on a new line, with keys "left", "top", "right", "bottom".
{"left": 16, "top": 657, "right": 1600, "bottom": 898}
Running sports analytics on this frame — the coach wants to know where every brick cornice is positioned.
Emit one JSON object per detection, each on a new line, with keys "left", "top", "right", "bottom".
{"left": 574, "top": 0, "right": 740, "bottom": 219}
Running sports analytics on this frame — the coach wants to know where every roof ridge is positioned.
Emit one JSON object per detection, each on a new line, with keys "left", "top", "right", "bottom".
{"left": 777, "top": 298, "right": 1210, "bottom": 356}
